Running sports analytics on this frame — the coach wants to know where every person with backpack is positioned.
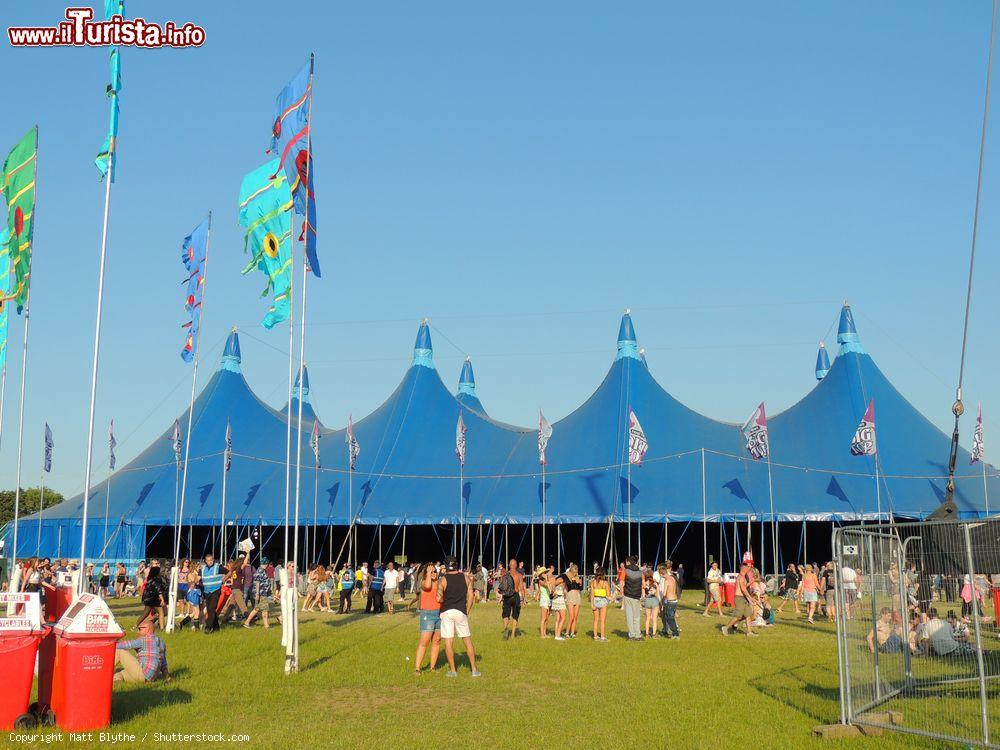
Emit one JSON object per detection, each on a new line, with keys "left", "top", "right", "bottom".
{"left": 137, "top": 565, "right": 166, "bottom": 629}
{"left": 500, "top": 557, "right": 526, "bottom": 640}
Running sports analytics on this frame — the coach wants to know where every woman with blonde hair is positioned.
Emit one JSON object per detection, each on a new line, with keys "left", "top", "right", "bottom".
{"left": 642, "top": 570, "right": 660, "bottom": 637}
{"left": 704, "top": 561, "right": 724, "bottom": 617}
{"left": 536, "top": 567, "right": 553, "bottom": 638}
{"left": 799, "top": 564, "right": 820, "bottom": 624}
{"left": 589, "top": 566, "right": 611, "bottom": 641}
{"left": 563, "top": 564, "right": 583, "bottom": 638}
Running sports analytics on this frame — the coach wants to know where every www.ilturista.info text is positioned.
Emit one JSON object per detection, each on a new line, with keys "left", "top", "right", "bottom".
{"left": 8, "top": 7, "right": 205, "bottom": 48}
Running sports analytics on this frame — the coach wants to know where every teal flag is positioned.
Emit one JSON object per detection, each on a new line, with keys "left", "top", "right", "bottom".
{"left": 95, "top": 1, "right": 124, "bottom": 180}
{"left": 239, "top": 159, "right": 293, "bottom": 329}
{"left": 0, "top": 227, "right": 8, "bottom": 370}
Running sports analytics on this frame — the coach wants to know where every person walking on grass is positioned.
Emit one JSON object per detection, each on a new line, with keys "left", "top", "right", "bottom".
{"left": 201, "top": 553, "right": 225, "bottom": 633}
{"left": 366, "top": 560, "right": 386, "bottom": 614}
{"left": 339, "top": 564, "right": 355, "bottom": 613}
{"left": 798, "top": 564, "right": 820, "bottom": 624}
{"left": 659, "top": 561, "right": 680, "bottom": 639}
{"left": 590, "top": 566, "right": 611, "bottom": 641}
{"left": 563, "top": 564, "right": 583, "bottom": 638}
{"left": 414, "top": 562, "right": 442, "bottom": 673}
{"left": 383, "top": 562, "right": 400, "bottom": 613}
{"left": 499, "top": 557, "right": 526, "bottom": 640}
{"left": 776, "top": 563, "right": 801, "bottom": 615}
{"left": 722, "top": 562, "right": 757, "bottom": 637}
{"left": 244, "top": 561, "right": 275, "bottom": 629}
{"left": 437, "top": 556, "right": 480, "bottom": 677}
{"left": 621, "top": 555, "right": 643, "bottom": 641}
{"left": 704, "top": 561, "right": 724, "bottom": 617}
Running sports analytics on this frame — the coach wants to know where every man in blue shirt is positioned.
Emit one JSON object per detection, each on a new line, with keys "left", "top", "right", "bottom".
{"left": 365, "top": 560, "right": 385, "bottom": 614}
{"left": 339, "top": 564, "right": 355, "bottom": 614}
{"left": 200, "top": 553, "right": 225, "bottom": 633}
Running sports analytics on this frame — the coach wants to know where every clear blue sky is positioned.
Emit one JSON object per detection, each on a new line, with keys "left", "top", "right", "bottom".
{"left": 1, "top": 1, "right": 998, "bottom": 498}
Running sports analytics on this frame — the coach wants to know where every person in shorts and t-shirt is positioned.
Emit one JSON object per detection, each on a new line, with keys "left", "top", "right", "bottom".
{"left": 499, "top": 558, "right": 526, "bottom": 640}
{"left": 436, "top": 557, "right": 481, "bottom": 677}
{"left": 383, "top": 562, "right": 400, "bottom": 614}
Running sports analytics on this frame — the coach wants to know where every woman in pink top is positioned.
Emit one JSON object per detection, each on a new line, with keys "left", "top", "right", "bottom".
{"left": 798, "top": 565, "right": 820, "bottom": 624}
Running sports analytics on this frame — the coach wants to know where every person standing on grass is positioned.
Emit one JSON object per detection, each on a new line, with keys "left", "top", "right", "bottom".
{"left": 359, "top": 562, "right": 369, "bottom": 598}
{"left": 777, "top": 563, "right": 800, "bottom": 615}
{"left": 414, "top": 562, "right": 442, "bottom": 673}
{"left": 820, "top": 562, "right": 837, "bottom": 622}
{"left": 244, "top": 561, "right": 275, "bottom": 629}
{"left": 704, "top": 562, "right": 724, "bottom": 617}
{"left": 642, "top": 570, "right": 660, "bottom": 638}
{"left": 551, "top": 572, "right": 568, "bottom": 641}
{"left": 798, "top": 564, "right": 820, "bottom": 624}
{"left": 621, "top": 555, "right": 643, "bottom": 641}
{"left": 499, "top": 558, "right": 525, "bottom": 641}
{"left": 721, "top": 562, "right": 757, "bottom": 637}
{"left": 201, "top": 553, "right": 225, "bottom": 633}
{"left": 659, "top": 561, "right": 680, "bottom": 639}
{"left": 366, "top": 560, "right": 385, "bottom": 614}
{"left": 563, "top": 564, "right": 583, "bottom": 638}
{"left": 339, "top": 563, "right": 355, "bottom": 613}
{"left": 136, "top": 565, "right": 166, "bottom": 630}
{"left": 437, "top": 556, "right": 481, "bottom": 677}
{"left": 589, "top": 566, "right": 611, "bottom": 641}
{"left": 383, "top": 562, "right": 400, "bottom": 613}
{"left": 536, "top": 567, "right": 553, "bottom": 638}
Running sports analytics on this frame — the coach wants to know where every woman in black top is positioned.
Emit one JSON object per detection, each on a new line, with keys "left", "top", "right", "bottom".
{"left": 563, "top": 564, "right": 584, "bottom": 639}
{"left": 137, "top": 566, "right": 166, "bottom": 629}
{"left": 776, "top": 564, "right": 800, "bottom": 614}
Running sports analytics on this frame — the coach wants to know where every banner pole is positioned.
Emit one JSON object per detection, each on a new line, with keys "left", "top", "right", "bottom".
{"left": 36, "top": 459, "right": 45, "bottom": 557}
{"left": 984, "top": 462, "right": 990, "bottom": 516}
{"left": 701, "top": 448, "right": 707, "bottom": 581}
{"left": 542, "top": 461, "right": 546, "bottom": 565}
{"left": 220, "top": 440, "right": 227, "bottom": 560}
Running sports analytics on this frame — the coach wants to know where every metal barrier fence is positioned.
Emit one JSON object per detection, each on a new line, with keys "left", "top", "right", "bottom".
{"left": 833, "top": 518, "right": 1000, "bottom": 748}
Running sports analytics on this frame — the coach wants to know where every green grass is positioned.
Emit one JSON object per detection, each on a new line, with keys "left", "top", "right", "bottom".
{"left": 6, "top": 592, "right": 957, "bottom": 749}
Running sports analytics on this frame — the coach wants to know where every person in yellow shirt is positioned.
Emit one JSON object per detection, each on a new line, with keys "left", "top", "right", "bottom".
{"left": 589, "top": 566, "right": 612, "bottom": 641}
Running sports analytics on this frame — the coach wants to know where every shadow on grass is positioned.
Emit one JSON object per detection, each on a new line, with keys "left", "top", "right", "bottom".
{"left": 111, "top": 686, "right": 192, "bottom": 722}
{"left": 747, "top": 665, "right": 841, "bottom": 724}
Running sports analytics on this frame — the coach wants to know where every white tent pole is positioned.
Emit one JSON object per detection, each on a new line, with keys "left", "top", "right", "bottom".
{"left": 103, "top": 470, "right": 112, "bottom": 554}
{"left": 984, "top": 462, "right": 990, "bottom": 516}
{"left": 348, "top": 464, "right": 353, "bottom": 567}
{"left": 220, "top": 433, "right": 228, "bottom": 561}
{"left": 701, "top": 448, "right": 707, "bottom": 580}
{"left": 627, "top": 454, "right": 632, "bottom": 557}
{"left": 766, "top": 451, "right": 776, "bottom": 579}
{"left": 10, "top": 281, "right": 31, "bottom": 566}
{"left": 36, "top": 460, "right": 45, "bottom": 557}
{"left": 541, "top": 462, "right": 546, "bottom": 565}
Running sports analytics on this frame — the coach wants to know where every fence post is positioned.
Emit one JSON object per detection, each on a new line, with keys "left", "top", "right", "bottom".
{"left": 961, "top": 523, "right": 990, "bottom": 746}
{"left": 832, "top": 526, "right": 848, "bottom": 725}
{"left": 866, "top": 534, "right": 882, "bottom": 701}
{"left": 897, "top": 538, "right": 914, "bottom": 686}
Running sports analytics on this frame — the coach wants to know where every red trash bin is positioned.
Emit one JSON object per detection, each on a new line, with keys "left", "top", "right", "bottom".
{"left": 723, "top": 581, "right": 736, "bottom": 607}
{"left": 0, "top": 627, "right": 50, "bottom": 730}
{"left": 49, "top": 593, "right": 124, "bottom": 732}
{"left": 991, "top": 587, "right": 1000, "bottom": 624}
{"left": 35, "top": 628, "right": 57, "bottom": 714}
{"left": 45, "top": 584, "right": 74, "bottom": 623}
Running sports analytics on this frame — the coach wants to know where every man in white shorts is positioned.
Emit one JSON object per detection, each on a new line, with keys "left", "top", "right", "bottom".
{"left": 383, "top": 562, "right": 399, "bottom": 614}
{"left": 437, "top": 556, "right": 481, "bottom": 677}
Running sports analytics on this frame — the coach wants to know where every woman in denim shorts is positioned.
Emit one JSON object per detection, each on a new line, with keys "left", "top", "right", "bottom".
{"left": 414, "top": 563, "right": 441, "bottom": 674}
{"left": 590, "top": 567, "right": 611, "bottom": 641}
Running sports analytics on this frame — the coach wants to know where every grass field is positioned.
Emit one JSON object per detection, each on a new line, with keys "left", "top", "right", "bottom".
{"left": 8, "top": 592, "right": 957, "bottom": 750}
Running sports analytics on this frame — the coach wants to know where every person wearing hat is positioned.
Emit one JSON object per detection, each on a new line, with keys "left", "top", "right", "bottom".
{"left": 114, "top": 619, "right": 169, "bottom": 683}
{"left": 436, "top": 556, "right": 481, "bottom": 677}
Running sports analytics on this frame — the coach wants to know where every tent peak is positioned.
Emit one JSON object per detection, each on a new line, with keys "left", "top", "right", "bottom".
{"left": 221, "top": 329, "right": 242, "bottom": 372}
{"left": 292, "top": 365, "right": 311, "bottom": 403}
{"left": 617, "top": 311, "right": 640, "bottom": 360}
{"left": 837, "top": 302, "right": 865, "bottom": 354}
{"left": 413, "top": 319, "right": 433, "bottom": 368}
{"left": 458, "top": 356, "right": 477, "bottom": 396}
{"left": 815, "top": 341, "right": 831, "bottom": 380}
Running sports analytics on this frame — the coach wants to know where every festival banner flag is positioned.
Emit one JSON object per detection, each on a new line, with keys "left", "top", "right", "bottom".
{"left": 268, "top": 56, "right": 319, "bottom": 277}
{"left": 741, "top": 402, "right": 770, "bottom": 461}
{"left": 310, "top": 421, "right": 321, "bottom": 467}
{"left": 170, "top": 419, "right": 182, "bottom": 466}
{"left": 972, "top": 403, "right": 985, "bottom": 465}
{"left": 224, "top": 418, "right": 232, "bottom": 472}
{"left": 346, "top": 414, "right": 360, "bottom": 471}
{"left": 238, "top": 159, "right": 293, "bottom": 329}
{"left": 3, "top": 127, "right": 37, "bottom": 313}
{"left": 95, "top": 0, "right": 124, "bottom": 180}
{"left": 456, "top": 412, "right": 467, "bottom": 467}
{"left": 180, "top": 217, "right": 209, "bottom": 362}
{"left": 850, "top": 399, "right": 877, "bottom": 457}
{"left": 109, "top": 419, "right": 117, "bottom": 470}
{"left": 43, "top": 422, "right": 53, "bottom": 473}
{"left": 538, "top": 410, "right": 552, "bottom": 466}
{"left": 627, "top": 410, "right": 648, "bottom": 465}
{"left": 0, "top": 227, "right": 9, "bottom": 370}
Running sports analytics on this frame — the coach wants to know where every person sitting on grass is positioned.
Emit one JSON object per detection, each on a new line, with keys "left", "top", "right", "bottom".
{"left": 114, "top": 619, "right": 169, "bottom": 683}
{"left": 867, "top": 608, "right": 903, "bottom": 653}
{"left": 919, "top": 607, "right": 976, "bottom": 657}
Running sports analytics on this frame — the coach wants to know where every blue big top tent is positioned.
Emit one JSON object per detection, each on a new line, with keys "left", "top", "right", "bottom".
{"left": 7, "top": 304, "right": 997, "bottom": 565}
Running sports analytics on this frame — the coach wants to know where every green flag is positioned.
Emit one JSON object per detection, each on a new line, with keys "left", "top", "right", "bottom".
{"left": 238, "top": 159, "right": 293, "bottom": 329}
{"left": 3, "top": 127, "right": 37, "bottom": 314}
{"left": 96, "top": 1, "right": 124, "bottom": 180}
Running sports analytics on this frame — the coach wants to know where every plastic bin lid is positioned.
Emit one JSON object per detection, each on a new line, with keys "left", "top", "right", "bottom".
{"left": 54, "top": 593, "right": 124, "bottom": 636}
{"left": 0, "top": 592, "right": 43, "bottom": 632}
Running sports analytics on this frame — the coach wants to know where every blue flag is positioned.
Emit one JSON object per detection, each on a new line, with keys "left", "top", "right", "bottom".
{"left": 43, "top": 422, "right": 53, "bottom": 473}
{"left": 224, "top": 418, "right": 232, "bottom": 473}
{"left": 180, "top": 217, "right": 210, "bottom": 362}
{"left": 268, "top": 56, "right": 320, "bottom": 277}
{"left": 95, "top": 1, "right": 124, "bottom": 180}
{"left": 109, "top": 419, "right": 117, "bottom": 470}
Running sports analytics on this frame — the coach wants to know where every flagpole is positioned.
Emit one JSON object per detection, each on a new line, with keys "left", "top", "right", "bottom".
{"left": 459, "top": 460, "right": 464, "bottom": 564}
{"left": 348, "top": 463, "right": 353, "bottom": 568}
{"left": 542, "top": 460, "right": 546, "bottom": 565}
{"left": 627, "top": 446, "right": 632, "bottom": 558}
{"left": 701, "top": 448, "right": 707, "bottom": 582}
{"left": 766, "top": 452, "right": 776, "bottom": 579}
{"left": 36, "top": 460, "right": 45, "bottom": 557}
{"left": 220, "top": 432, "right": 228, "bottom": 561}
{"left": 103, "top": 470, "right": 112, "bottom": 553}
{"left": 984, "top": 462, "right": 990, "bottom": 516}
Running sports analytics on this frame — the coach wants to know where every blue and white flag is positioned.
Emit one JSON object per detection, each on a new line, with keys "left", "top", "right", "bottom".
{"left": 43, "top": 422, "right": 53, "bottom": 473}
{"left": 346, "top": 414, "right": 360, "bottom": 471}
{"left": 109, "top": 419, "right": 117, "bottom": 470}
{"left": 972, "top": 403, "right": 985, "bottom": 465}
{"left": 538, "top": 410, "right": 552, "bottom": 466}
{"left": 224, "top": 418, "right": 232, "bottom": 473}
{"left": 455, "top": 412, "right": 467, "bottom": 467}
{"left": 310, "top": 420, "right": 321, "bottom": 467}
{"left": 741, "top": 402, "right": 769, "bottom": 461}
{"left": 180, "top": 217, "right": 210, "bottom": 362}
{"left": 628, "top": 410, "right": 648, "bottom": 466}
{"left": 170, "top": 419, "right": 182, "bottom": 466}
